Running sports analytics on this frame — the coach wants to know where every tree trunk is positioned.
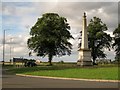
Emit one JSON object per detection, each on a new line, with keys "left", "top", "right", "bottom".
{"left": 92, "top": 51, "right": 97, "bottom": 65}
{"left": 93, "top": 56, "right": 96, "bottom": 65}
{"left": 92, "top": 46, "right": 97, "bottom": 65}
{"left": 48, "top": 54, "right": 53, "bottom": 66}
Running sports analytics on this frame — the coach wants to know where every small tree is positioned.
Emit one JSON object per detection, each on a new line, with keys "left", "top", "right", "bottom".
{"left": 27, "top": 13, "right": 73, "bottom": 65}
{"left": 113, "top": 24, "right": 120, "bottom": 61}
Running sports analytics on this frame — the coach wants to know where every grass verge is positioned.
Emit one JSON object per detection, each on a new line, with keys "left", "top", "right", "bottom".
{"left": 6, "top": 63, "right": 119, "bottom": 80}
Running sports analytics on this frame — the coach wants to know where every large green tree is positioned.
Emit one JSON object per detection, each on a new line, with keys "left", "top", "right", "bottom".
{"left": 87, "top": 17, "right": 112, "bottom": 64}
{"left": 113, "top": 24, "right": 120, "bottom": 61}
{"left": 27, "top": 13, "right": 73, "bottom": 65}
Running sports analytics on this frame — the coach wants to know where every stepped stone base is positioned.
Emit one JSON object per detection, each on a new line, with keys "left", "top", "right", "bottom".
{"left": 77, "top": 49, "right": 93, "bottom": 66}
{"left": 77, "top": 60, "right": 93, "bottom": 66}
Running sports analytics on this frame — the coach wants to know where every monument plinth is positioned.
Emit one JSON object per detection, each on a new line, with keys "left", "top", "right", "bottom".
{"left": 77, "top": 12, "right": 92, "bottom": 66}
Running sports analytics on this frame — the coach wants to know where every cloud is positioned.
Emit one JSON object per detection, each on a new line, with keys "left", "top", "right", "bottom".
{"left": 105, "top": 49, "right": 116, "bottom": 60}
{"left": 1, "top": 2, "right": 118, "bottom": 61}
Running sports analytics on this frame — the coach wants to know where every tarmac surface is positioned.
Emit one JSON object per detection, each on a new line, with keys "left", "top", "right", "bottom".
{"left": 2, "top": 69, "right": 119, "bottom": 89}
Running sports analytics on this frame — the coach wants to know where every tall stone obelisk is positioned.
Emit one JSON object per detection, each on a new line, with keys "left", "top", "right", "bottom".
{"left": 77, "top": 12, "right": 92, "bottom": 66}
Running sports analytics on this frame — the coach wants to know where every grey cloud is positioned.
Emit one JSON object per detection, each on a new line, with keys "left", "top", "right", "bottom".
{"left": 105, "top": 49, "right": 115, "bottom": 60}
{"left": 46, "top": 2, "right": 118, "bottom": 32}
{"left": 103, "top": 2, "right": 118, "bottom": 15}
{"left": 2, "top": 2, "right": 118, "bottom": 61}
{"left": 2, "top": 3, "right": 16, "bottom": 16}
{"left": 3, "top": 2, "right": 118, "bottom": 31}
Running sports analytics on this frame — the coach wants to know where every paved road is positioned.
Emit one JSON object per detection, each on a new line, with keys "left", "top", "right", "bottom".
{"left": 2, "top": 69, "right": 119, "bottom": 88}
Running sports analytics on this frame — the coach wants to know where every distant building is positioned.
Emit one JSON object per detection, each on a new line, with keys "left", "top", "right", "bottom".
{"left": 13, "top": 58, "right": 24, "bottom": 62}
{"left": 96, "top": 59, "right": 111, "bottom": 64}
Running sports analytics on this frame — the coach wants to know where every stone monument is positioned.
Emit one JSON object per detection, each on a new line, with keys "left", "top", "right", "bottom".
{"left": 77, "top": 12, "right": 93, "bottom": 66}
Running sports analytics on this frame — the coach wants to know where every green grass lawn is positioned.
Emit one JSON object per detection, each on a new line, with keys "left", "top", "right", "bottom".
{"left": 7, "top": 63, "right": 119, "bottom": 80}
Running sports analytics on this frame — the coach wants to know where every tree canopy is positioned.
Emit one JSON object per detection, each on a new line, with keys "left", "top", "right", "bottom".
{"left": 86, "top": 17, "right": 112, "bottom": 64}
{"left": 113, "top": 24, "right": 120, "bottom": 60}
{"left": 27, "top": 13, "right": 73, "bottom": 65}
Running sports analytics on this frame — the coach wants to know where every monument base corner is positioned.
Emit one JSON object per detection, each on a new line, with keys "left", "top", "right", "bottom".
{"left": 77, "top": 60, "right": 93, "bottom": 66}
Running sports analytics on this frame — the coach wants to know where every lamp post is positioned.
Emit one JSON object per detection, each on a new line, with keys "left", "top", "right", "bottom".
{"left": 2, "top": 29, "right": 11, "bottom": 66}
{"left": 2, "top": 30, "right": 5, "bottom": 66}
{"left": 9, "top": 37, "right": 13, "bottom": 63}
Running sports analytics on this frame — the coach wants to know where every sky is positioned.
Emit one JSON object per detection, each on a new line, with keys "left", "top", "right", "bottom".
{"left": 0, "top": 0, "right": 119, "bottom": 62}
